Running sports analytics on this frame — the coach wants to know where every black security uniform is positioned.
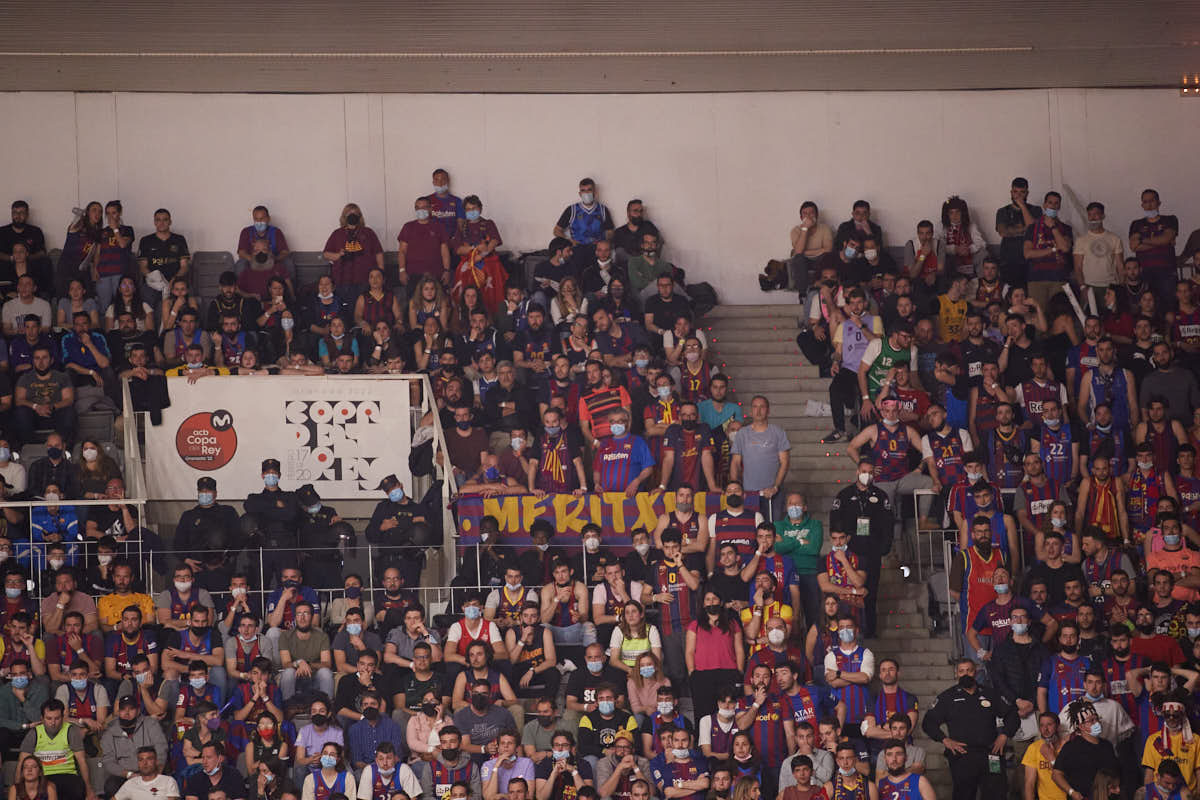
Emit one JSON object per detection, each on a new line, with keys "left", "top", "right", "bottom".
{"left": 295, "top": 483, "right": 344, "bottom": 591}
{"left": 921, "top": 679, "right": 1018, "bottom": 800}
{"left": 829, "top": 476, "right": 893, "bottom": 637}
{"left": 365, "top": 474, "right": 429, "bottom": 586}
{"left": 243, "top": 460, "right": 301, "bottom": 584}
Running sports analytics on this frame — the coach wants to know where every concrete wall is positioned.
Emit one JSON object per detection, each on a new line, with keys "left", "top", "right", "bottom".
{"left": 2, "top": 89, "right": 1196, "bottom": 304}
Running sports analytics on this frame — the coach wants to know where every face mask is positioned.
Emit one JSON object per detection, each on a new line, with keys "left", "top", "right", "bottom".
{"left": 1089, "top": 721, "right": 1103, "bottom": 737}
{"left": 254, "top": 221, "right": 268, "bottom": 233}
{"left": 1189, "top": 627, "right": 1200, "bottom": 639}
{"left": 957, "top": 674, "right": 976, "bottom": 690}
{"left": 1096, "top": 422, "right": 1112, "bottom": 433}
{"left": 239, "top": 634, "right": 256, "bottom": 643}
{"left": 190, "top": 625, "right": 208, "bottom": 637}
{"left": 175, "top": 581, "right": 193, "bottom": 593}
{"left": 1165, "top": 534, "right": 1182, "bottom": 547}
{"left": 205, "top": 716, "right": 221, "bottom": 732}
{"left": 119, "top": 718, "right": 136, "bottom": 731}
{"left": 1043, "top": 208, "right": 1058, "bottom": 219}
{"left": 510, "top": 437, "right": 525, "bottom": 451}
{"left": 70, "top": 678, "right": 87, "bottom": 691}
{"left": 49, "top": 558, "right": 65, "bottom": 570}
{"left": 320, "top": 755, "right": 337, "bottom": 769}
{"left": 1050, "top": 516, "right": 1067, "bottom": 529}
{"left": 418, "top": 701, "right": 438, "bottom": 717}
{"left": 11, "top": 676, "right": 28, "bottom": 689}
{"left": 966, "top": 470, "right": 982, "bottom": 483}
{"left": 881, "top": 415, "right": 899, "bottom": 426}
{"left": 82, "top": 448, "right": 98, "bottom": 462}
{"left": 684, "top": 350, "right": 701, "bottom": 363}
{"left": 362, "top": 706, "right": 380, "bottom": 721}
{"left": 0, "top": 448, "right": 10, "bottom": 461}
{"left": 634, "top": 358, "right": 649, "bottom": 369}
{"left": 864, "top": 249, "right": 879, "bottom": 260}
{"left": 767, "top": 628, "right": 786, "bottom": 646}
{"left": 839, "top": 767, "right": 857, "bottom": 777}
{"left": 610, "top": 423, "right": 626, "bottom": 437}
{"left": 536, "top": 543, "right": 549, "bottom": 552}
{"left": 346, "top": 623, "right": 363, "bottom": 636}
{"left": 197, "top": 492, "right": 214, "bottom": 505}
{"left": 656, "top": 386, "right": 671, "bottom": 399}
{"left": 442, "top": 748, "right": 461, "bottom": 762}
{"left": 1145, "top": 209, "right": 1159, "bottom": 219}
{"left": 302, "top": 502, "right": 322, "bottom": 515}
{"left": 388, "top": 488, "right": 404, "bottom": 502}
{"left": 857, "top": 472, "right": 871, "bottom": 486}
{"left": 263, "top": 474, "right": 279, "bottom": 488}
{"left": 312, "top": 714, "right": 329, "bottom": 727}
{"left": 254, "top": 252, "right": 269, "bottom": 264}
{"left": 415, "top": 209, "right": 430, "bottom": 221}
{"left": 580, "top": 192, "right": 595, "bottom": 205}
{"left": 189, "top": 677, "right": 207, "bottom": 690}
{"left": 596, "top": 699, "right": 616, "bottom": 715}
{"left": 204, "top": 766, "right": 221, "bottom": 776}
{"left": 187, "top": 362, "right": 205, "bottom": 370}
{"left": 279, "top": 316, "right": 295, "bottom": 331}
{"left": 484, "top": 466, "right": 500, "bottom": 481}
{"left": 4, "top": 587, "right": 19, "bottom": 599}
{"left": 718, "top": 707, "right": 736, "bottom": 720}
{"left": 994, "top": 583, "right": 1009, "bottom": 595}
{"left": 543, "top": 424, "right": 562, "bottom": 437}
{"left": 832, "top": 544, "right": 848, "bottom": 552}
{"left": 1087, "top": 220, "right": 1103, "bottom": 230}
{"left": 1044, "top": 417, "right": 1061, "bottom": 429}
{"left": 134, "top": 671, "right": 150, "bottom": 685}
{"left": 975, "top": 540, "right": 992, "bottom": 557}
{"left": 636, "top": 664, "right": 657, "bottom": 679}
{"left": 44, "top": 493, "right": 60, "bottom": 503}
{"left": 838, "top": 628, "right": 856, "bottom": 644}
{"left": 460, "top": 208, "right": 481, "bottom": 223}
{"left": 230, "top": 586, "right": 247, "bottom": 599}
{"left": 634, "top": 542, "right": 651, "bottom": 557}
{"left": 1085, "top": 692, "right": 1104, "bottom": 703}
{"left": 787, "top": 505, "right": 805, "bottom": 520}
{"left": 672, "top": 748, "right": 690, "bottom": 760}
{"left": 843, "top": 247, "right": 857, "bottom": 260}
{"left": 1060, "top": 643, "right": 1078, "bottom": 655}
{"left": 657, "top": 702, "right": 676, "bottom": 718}
{"left": 725, "top": 494, "right": 743, "bottom": 509}
{"left": 1011, "top": 623, "right": 1029, "bottom": 636}
{"left": 1111, "top": 646, "right": 1129, "bottom": 658}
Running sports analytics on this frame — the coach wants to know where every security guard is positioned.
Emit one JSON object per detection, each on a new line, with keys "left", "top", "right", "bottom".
{"left": 243, "top": 458, "right": 301, "bottom": 585}
{"left": 175, "top": 476, "right": 239, "bottom": 567}
{"left": 365, "top": 474, "right": 430, "bottom": 586}
{"left": 922, "top": 657, "right": 1017, "bottom": 800}
{"left": 296, "top": 483, "right": 349, "bottom": 591}
{"left": 829, "top": 456, "right": 894, "bottom": 637}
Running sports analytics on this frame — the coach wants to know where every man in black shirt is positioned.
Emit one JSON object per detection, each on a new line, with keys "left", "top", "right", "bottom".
{"left": 829, "top": 458, "right": 894, "bottom": 637}
{"left": 184, "top": 741, "right": 248, "bottom": 800}
{"left": 955, "top": 312, "right": 1002, "bottom": 389}
{"left": 106, "top": 310, "right": 160, "bottom": 373}
{"left": 136, "top": 208, "right": 190, "bottom": 308}
{"left": 642, "top": 276, "right": 692, "bottom": 352}
{"left": 0, "top": 200, "right": 47, "bottom": 274}
{"left": 994, "top": 177, "right": 1041, "bottom": 286}
{"left": 706, "top": 542, "right": 751, "bottom": 612}
{"left": 365, "top": 474, "right": 432, "bottom": 586}
{"left": 611, "top": 200, "right": 659, "bottom": 267}
{"left": 203, "top": 271, "right": 260, "bottom": 332}
{"left": 1050, "top": 698, "right": 1119, "bottom": 800}
{"left": 175, "top": 477, "right": 240, "bottom": 570}
{"left": 242, "top": 458, "right": 300, "bottom": 585}
{"left": 566, "top": 642, "right": 629, "bottom": 720}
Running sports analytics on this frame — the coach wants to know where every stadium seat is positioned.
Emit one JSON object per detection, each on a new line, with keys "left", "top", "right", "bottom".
{"left": 192, "top": 250, "right": 235, "bottom": 306}
{"left": 292, "top": 251, "right": 330, "bottom": 295}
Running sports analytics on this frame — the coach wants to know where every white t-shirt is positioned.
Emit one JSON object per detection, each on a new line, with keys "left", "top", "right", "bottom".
{"left": 698, "top": 713, "right": 738, "bottom": 747}
{"left": 114, "top": 774, "right": 180, "bottom": 800}
{"left": 0, "top": 461, "right": 26, "bottom": 494}
{"left": 1072, "top": 230, "right": 1125, "bottom": 287}
{"left": 823, "top": 646, "right": 876, "bottom": 679}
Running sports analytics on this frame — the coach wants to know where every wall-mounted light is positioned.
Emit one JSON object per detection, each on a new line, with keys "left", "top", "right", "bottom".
{"left": 1182, "top": 74, "right": 1200, "bottom": 96}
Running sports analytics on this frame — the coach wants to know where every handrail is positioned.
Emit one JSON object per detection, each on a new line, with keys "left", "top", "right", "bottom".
{"left": 120, "top": 377, "right": 150, "bottom": 502}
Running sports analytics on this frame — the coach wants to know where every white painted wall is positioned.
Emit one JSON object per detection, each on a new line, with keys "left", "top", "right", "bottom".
{"left": 1, "top": 89, "right": 1196, "bottom": 304}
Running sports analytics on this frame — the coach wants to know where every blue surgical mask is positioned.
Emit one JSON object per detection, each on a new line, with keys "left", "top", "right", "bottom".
{"left": 544, "top": 425, "right": 561, "bottom": 436}
{"left": 465, "top": 209, "right": 481, "bottom": 222}
{"left": 1085, "top": 692, "right": 1104, "bottom": 703}
{"left": 587, "top": 660, "right": 603, "bottom": 674}
{"left": 640, "top": 665, "right": 656, "bottom": 678}
{"left": 1165, "top": 534, "right": 1182, "bottom": 547}
{"left": 345, "top": 623, "right": 362, "bottom": 636}
{"left": 1051, "top": 517, "right": 1067, "bottom": 529}
{"left": 1011, "top": 623, "right": 1029, "bottom": 636}
{"left": 306, "top": 503, "right": 321, "bottom": 515}
{"left": 580, "top": 192, "right": 595, "bottom": 205}
{"left": 843, "top": 246, "right": 857, "bottom": 260}
{"left": 263, "top": 474, "right": 279, "bottom": 488}
{"left": 0, "top": 448, "right": 10, "bottom": 461}
{"left": 598, "top": 700, "right": 615, "bottom": 715}
{"left": 839, "top": 767, "right": 857, "bottom": 777}
{"left": 4, "top": 588, "right": 20, "bottom": 599}
{"left": 672, "top": 748, "right": 691, "bottom": 760}
{"left": 634, "top": 358, "right": 649, "bottom": 369}
{"left": 994, "top": 583, "right": 1010, "bottom": 595}
{"left": 484, "top": 467, "right": 500, "bottom": 481}
{"left": 610, "top": 423, "right": 626, "bottom": 437}
{"left": 464, "top": 606, "right": 482, "bottom": 620}
{"left": 320, "top": 755, "right": 337, "bottom": 769}
{"left": 189, "top": 677, "right": 207, "bottom": 690}
{"left": 197, "top": 492, "right": 214, "bottom": 505}
{"left": 388, "top": 487, "right": 404, "bottom": 503}
{"left": 1089, "top": 721, "right": 1103, "bottom": 737}
{"left": 415, "top": 209, "right": 430, "bottom": 221}
{"left": 11, "top": 676, "right": 28, "bottom": 689}
{"left": 70, "top": 678, "right": 87, "bottom": 691}
{"left": 838, "top": 628, "right": 856, "bottom": 643}
{"left": 253, "top": 221, "right": 268, "bottom": 233}
{"left": 552, "top": 749, "right": 570, "bottom": 761}
{"left": 787, "top": 505, "right": 805, "bottom": 520}
{"left": 434, "top": 184, "right": 448, "bottom": 195}
{"left": 656, "top": 386, "right": 671, "bottom": 399}
{"left": 1043, "top": 208, "right": 1058, "bottom": 219}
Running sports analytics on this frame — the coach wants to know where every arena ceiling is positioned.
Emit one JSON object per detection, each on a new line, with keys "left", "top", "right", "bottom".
{"left": 1, "top": 1, "right": 1198, "bottom": 93}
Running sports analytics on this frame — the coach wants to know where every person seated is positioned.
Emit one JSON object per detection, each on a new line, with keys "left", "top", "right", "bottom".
{"left": 316, "top": 316, "right": 359, "bottom": 369}
{"left": 104, "top": 276, "right": 153, "bottom": 333}
{"left": 56, "top": 278, "right": 100, "bottom": 331}
{"left": 100, "top": 698, "right": 171, "bottom": 798}
{"left": 642, "top": 276, "right": 692, "bottom": 351}
{"left": 454, "top": 678, "right": 517, "bottom": 765}
{"left": 0, "top": 565, "right": 36, "bottom": 627}
{"left": 164, "top": 343, "right": 228, "bottom": 380}
{"left": 0, "top": 201, "right": 48, "bottom": 280}
{"left": 266, "top": 567, "right": 321, "bottom": 643}
{"left": 40, "top": 566, "right": 97, "bottom": 636}
{"left": 204, "top": 270, "right": 262, "bottom": 333}
{"left": 334, "top": 651, "right": 389, "bottom": 727}
{"left": 160, "top": 603, "right": 227, "bottom": 694}
{"left": 46, "top": 610, "right": 103, "bottom": 684}
{"left": 157, "top": 274, "right": 201, "bottom": 335}
{"left": 154, "top": 563, "right": 215, "bottom": 637}
{"left": 0, "top": 612, "right": 47, "bottom": 677}
{"left": 174, "top": 659, "right": 223, "bottom": 725}
{"left": 54, "top": 659, "right": 109, "bottom": 740}
{"left": 14, "top": 348, "right": 76, "bottom": 447}
{"left": 237, "top": 205, "right": 292, "bottom": 270}
{"left": 31, "top": 486, "right": 81, "bottom": 561}
{"left": 104, "top": 601, "right": 159, "bottom": 686}
{"left": 239, "top": 240, "right": 293, "bottom": 304}
{"left": 108, "top": 309, "right": 162, "bottom": 373}
{"left": 293, "top": 697, "right": 343, "bottom": 783}
{"left": 96, "top": 559, "right": 155, "bottom": 636}
{"left": 331, "top": 606, "right": 382, "bottom": 680}
{"left": 1, "top": 276, "right": 52, "bottom": 338}
{"left": 505, "top": 602, "right": 562, "bottom": 700}
{"left": 8, "top": 314, "right": 53, "bottom": 378}
{"left": 345, "top": 688, "right": 404, "bottom": 771}
{"left": 627, "top": 233, "right": 674, "bottom": 299}
{"left": 539, "top": 558, "right": 598, "bottom": 651}
{"left": 227, "top": 656, "right": 284, "bottom": 730}
{"left": 184, "top": 741, "right": 246, "bottom": 800}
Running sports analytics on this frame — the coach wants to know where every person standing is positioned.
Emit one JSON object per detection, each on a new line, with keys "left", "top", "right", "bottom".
{"left": 730, "top": 395, "right": 791, "bottom": 522}
{"left": 685, "top": 592, "right": 744, "bottom": 722}
{"left": 829, "top": 458, "right": 894, "bottom": 638}
{"left": 1072, "top": 202, "right": 1124, "bottom": 311}
{"left": 995, "top": 177, "right": 1042, "bottom": 287}
{"left": 1129, "top": 189, "right": 1179, "bottom": 302}
{"left": 773, "top": 492, "right": 823, "bottom": 629}
{"left": 922, "top": 659, "right": 1017, "bottom": 800}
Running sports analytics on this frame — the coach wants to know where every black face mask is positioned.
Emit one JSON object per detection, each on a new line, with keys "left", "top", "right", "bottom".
{"left": 887, "top": 767, "right": 906, "bottom": 777}
{"left": 190, "top": 626, "right": 208, "bottom": 637}
{"left": 1111, "top": 646, "right": 1130, "bottom": 658}
{"left": 346, "top": 213, "right": 361, "bottom": 226}
{"left": 1059, "top": 643, "right": 1078, "bottom": 655}
{"left": 538, "top": 715, "right": 556, "bottom": 728}
{"left": 362, "top": 706, "right": 380, "bottom": 722}
{"left": 311, "top": 714, "right": 328, "bottom": 727}
{"left": 1138, "top": 623, "right": 1156, "bottom": 635}
{"left": 975, "top": 540, "right": 992, "bottom": 557}
{"left": 119, "top": 718, "right": 136, "bottom": 732}
{"left": 470, "top": 694, "right": 490, "bottom": 711}
{"left": 421, "top": 702, "right": 438, "bottom": 717}
{"left": 725, "top": 495, "right": 743, "bottom": 509}
{"left": 254, "top": 252, "right": 269, "bottom": 264}
{"left": 704, "top": 604, "right": 722, "bottom": 617}
{"left": 441, "top": 748, "right": 460, "bottom": 763}
{"left": 681, "top": 419, "right": 698, "bottom": 431}
{"left": 957, "top": 675, "right": 976, "bottom": 690}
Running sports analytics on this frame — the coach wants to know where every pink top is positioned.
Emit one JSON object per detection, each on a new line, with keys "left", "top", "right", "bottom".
{"left": 406, "top": 713, "right": 450, "bottom": 754}
{"left": 687, "top": 619, "right": 741, "bottom": 671}
{"left": 626, "top": 676, "right": 669, "bottom": 716}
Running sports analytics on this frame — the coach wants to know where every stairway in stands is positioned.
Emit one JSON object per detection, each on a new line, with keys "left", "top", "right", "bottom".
{"left": 705, "top": 304, "right": 954, "bottom": 796}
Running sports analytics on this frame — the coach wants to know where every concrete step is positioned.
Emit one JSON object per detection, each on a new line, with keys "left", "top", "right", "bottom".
{"left": 789, "top": 454, "right": 867, "bottom": 471}
{"left": 708, "top": 339, "right": 799, "bottom": 355}
{"left": 710, "top": 354, "right": 811, "bottom": 368}
{"left": 704, "top": 314, "right": 801, "bottom": 330}
{"left": 721, "top": 364, "right": 823, "bottom": 380}
{"left": 874, "top": 623, "right": 933, "bottom": 639}
{"left": 723, "top": 377, "right": 827, "bottom": 394}
{"left": 706, "top": 304, "right": 802, "bottom": 319}
{"left": 868, "top": 635, "right": 957, "bottom": 657}
{"left": 898, "top": 678, "right": 958, "bottom": 698}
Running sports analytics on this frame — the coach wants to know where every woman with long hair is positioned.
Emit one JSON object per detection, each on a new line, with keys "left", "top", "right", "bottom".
{"left": 413, "top": 316, "right": 449, "bottom": 373}
{"left": 452, "top": 284, "right": 485, "bottom": 336}
{"left": 1035, "top": 501, "right": 1080, "bottom": 564}
{"left": 731, "top": 775, "right": 763, "bottom": 800}
{"left": 301, "top": 742, "right": 357, "bottom": 800}
{"left": 77, "top": 439, "right": 121, "bottom": 499}
{"left": 686, "top": 590, "right": 744, "bottom": 721}
{"left": 57, "top": 202, "right": 103, "bottom": 297}
{"left": 939, "top": 195, "right": 987, "bottom": 278}
{"left": 805, "top": 594, "right": 844, "bottom": 671}
{"left": 105, "top": 275, "right": 154, "bottom": 331}
{"left": 8, "top": 755, "right": 54, "bottom": 800}
{"left": 56, "top": 278, "right": 100, "bottom": 330}
{"left": 551, "top": 276, "right": 588, "bottom": 333}
{"left": 1099, "top": 284, "right": 1135, "bottom": 344}
{"left": 407, "top": 275, "right": 451, "bottom": 333}
{"left": 609, "top": 601, "right": 662, "bottom": 676}
{"left": 354, "top": 267, "right": 403, "bottom": 335}
{"left": 322, "top": 203, "right": 383, "bottom": 297}
{"left": 626, "top": 651, "right": 668, "bottom": 722}
{"left": 250, "top": 755, "right": 294, "bottom": 800}
{"left": 246, "top": 712, "right": 290, "bottom": 777}
{"left": 160, "top": 276, "right": 200, "bottom": 334}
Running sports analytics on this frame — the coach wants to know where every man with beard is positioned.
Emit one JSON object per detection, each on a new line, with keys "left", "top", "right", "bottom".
{"left": 14, "top": 346, "right": 75, "bottom": 446}
{"left": 876, "top": 739, "right": 935, "bottom": 800}
{"left": 1081, "top": 402, "right": 1134, "bottom": 478}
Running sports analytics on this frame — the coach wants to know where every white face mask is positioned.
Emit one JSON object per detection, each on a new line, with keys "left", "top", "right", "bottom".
{"left": 82, "top": 448, "right": 98, "bottom": 462}
{"left": 857, "top": 472, "right": 871, "bottom": 486}
{"left": 231, "top": 587, "right": 247, "bottom": 598}
{"left": 634, "top": 543, "right": 650, "bottom": 556}
{"left": 767, "top": 628, "right": 786, "bottom": 646}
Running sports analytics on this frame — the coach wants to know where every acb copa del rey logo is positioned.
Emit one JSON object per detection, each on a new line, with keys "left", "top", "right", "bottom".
{"left": 175, "top": 410, "right": 238, "bottom": 471}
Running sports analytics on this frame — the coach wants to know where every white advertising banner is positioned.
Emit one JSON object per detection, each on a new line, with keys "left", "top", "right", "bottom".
{"left": 145, "top": 376, "right": 413, "bottom": 500}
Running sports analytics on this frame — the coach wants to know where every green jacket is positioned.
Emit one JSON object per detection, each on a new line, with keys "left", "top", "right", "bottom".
{"left": 774, "top": 516, "right": 824, "bottom": 574}
{"left": 0, "top": 679, "right": 50, "bottom": 731}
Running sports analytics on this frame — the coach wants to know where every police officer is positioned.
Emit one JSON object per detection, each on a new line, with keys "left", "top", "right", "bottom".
{"left": 295, "top": 483, "right": 350, "bottom": 591}
{"left": 365, "top": 474, "right": 430, "bottom": 586}
{"left": 175, "top": 476, "right": 239, "bottom": 575}
{"left": 243, "top": 458, "right": 300, "bottom": 585}
{"left": 829, "top": 456, "right": 894, "bottom": 637}
{"left": 922, "top": 658, "right": 1017, "bottom": 800}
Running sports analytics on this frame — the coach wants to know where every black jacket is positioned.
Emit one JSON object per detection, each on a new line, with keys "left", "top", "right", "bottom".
{"left": 990, "top": 636, "right": 1049, "bottom": 708}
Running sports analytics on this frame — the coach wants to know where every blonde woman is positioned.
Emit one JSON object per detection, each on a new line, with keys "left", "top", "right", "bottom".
{"left": 322, "top": 202, "right": 383, "bottom": 296}
{"left": 407, "top": 275, "right": 451, "bottom": 333}
{"left": 626, "top": 651, "right": 668, "bottom": 720}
